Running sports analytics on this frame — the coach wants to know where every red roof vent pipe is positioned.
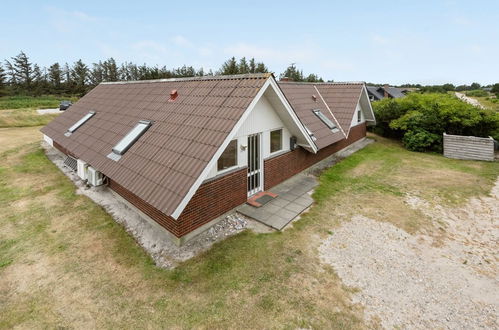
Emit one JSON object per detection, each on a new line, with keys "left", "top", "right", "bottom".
{"left": 312, "top": 94, "right": 317, "bottom": 102}
{"left": 169, "top": 89, "right": 178, "bottom": 102}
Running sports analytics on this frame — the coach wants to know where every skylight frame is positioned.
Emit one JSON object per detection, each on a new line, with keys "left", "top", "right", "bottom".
{"left": 312, "top": 109, "right": 339, "bottom": 132}
{"left": 107, "top": 120, "right": 152, "bottom": 161}
{"left": 65, "top": 111, "right": 95, "bottom": 136}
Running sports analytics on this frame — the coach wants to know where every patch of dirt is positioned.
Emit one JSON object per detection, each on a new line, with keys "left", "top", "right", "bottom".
{"left": 0, "top": 126, "right": 42, "bottom": 153}
{"left": 347, "top": 160, "right": 383, "bottom": 177}
{"left": 319, "top": 178, "right": 499, "bottom": 329}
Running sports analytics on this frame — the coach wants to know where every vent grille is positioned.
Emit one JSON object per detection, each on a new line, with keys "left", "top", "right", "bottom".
{"left": 63, "top": 155, "right": 77, "bottom": 171}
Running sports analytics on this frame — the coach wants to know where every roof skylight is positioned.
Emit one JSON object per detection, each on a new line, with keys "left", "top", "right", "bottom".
{"left": 312, "top": 109, "right": 339, "bottom": 132}
{"left": 65, "top": 111, "right": 95, "bottom": 136}
{"left": 107, "top": 120, "right": 152, "bottom": 161}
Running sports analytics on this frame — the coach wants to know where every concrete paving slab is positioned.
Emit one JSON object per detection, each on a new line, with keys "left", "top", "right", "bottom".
{"left": 268, "top": 198, "right": 290, "bottom": 208}
{"left": 285, "top": 202, "right": 308, "bottom": 213}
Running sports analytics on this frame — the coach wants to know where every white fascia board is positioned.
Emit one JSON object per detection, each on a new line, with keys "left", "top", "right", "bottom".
{"left": 313, "top": 85, "right": 347, "bottom": 139}
{"left": 171, "top": 78, "right": 273, "bottom": 219}
{"left": 268, "top": 77, "right": 318, "bottom": 153}
{"left": 345, "top": 84, "right": 373, "bottom": 139}
{"left": 361, "top": 84, "right": 376, "bottom": 125}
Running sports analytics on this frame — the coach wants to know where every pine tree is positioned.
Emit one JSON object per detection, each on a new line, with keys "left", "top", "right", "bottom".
{"left": 255, "top": 62, "right": 269, "bottom": 73}
{"left": 89, "top": 61, "right": 104, "bottom": 86}
{"left": 0, "top": 63, "right": 6, "bottom": 96}
{"left": 7, "top": 51, "right": 34, "bottom": 92}
{"left": 71, "top": 60, "right": 89, "bottom": 95}
{"left": 103, "top": 58, "right": 118, "bottom": 81}
{"left": 48, "top": 63, "right": 63, "bottom": 92}
{"left": 249, "top": 58, "right": 256, "bottom": 73}
{"left": 280, "top": 63, "right": 304, "bottom": 81}
{"left": 218, "top": 57, "right": 239, "bottom": 75}
{"left": 238, "top": 57, "right": 249, "bottom": 74}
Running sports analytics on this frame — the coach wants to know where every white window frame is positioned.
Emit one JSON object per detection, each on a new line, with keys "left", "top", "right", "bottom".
{"left": 217, "top": 139, "right": 238, "bottom": 173}
{"left": 107, "top": 120, "right": 152, "bottom": 161}
{"left": 65, "top": 111, "right": 95, "bottom": 136}
{"left": 312, "top": 109, "right": 339, "bottom": 132}
{"left": 269, "top": 128, "right": 283, "bottom": 154}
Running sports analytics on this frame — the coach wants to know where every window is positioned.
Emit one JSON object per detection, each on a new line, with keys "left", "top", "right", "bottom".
{"left": 270, "top": 129, "right": 282, "bottom": 153}
{"left": 312, "top": 109, "right": 339, "bottom": 132}
{"left": 357, "top": 109, "right": 362, "bottom": 123}
{"left": 107, "top": 120, "right": 152, "bottom": 161}
{"left": 217, "top": 140, "right": 237, "bottom": 171}
{"left": 65, "top": 111, "right": 95, "bottom": 136}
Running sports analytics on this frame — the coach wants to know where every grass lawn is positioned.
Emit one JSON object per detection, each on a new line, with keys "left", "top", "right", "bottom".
{"left": 0, "top": 95, "right": 79, "bottom": 110}
{"left": 470, "top": 96, "right": 499, "bottom": 112}
{"left": 0, "top": 109, "right": 60, "bottom": 128}
{"left": 0, "top": 131, "right": 497, "bottom": 329}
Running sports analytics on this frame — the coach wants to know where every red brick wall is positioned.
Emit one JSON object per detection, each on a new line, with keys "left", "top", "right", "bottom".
{"left": 53, "top": 123, "right": 365, "bottom": 239}
{"left": 53, "top": 141, "right": 77, "bottom": 158}
{"left": 108, "top": 168, "right": 247, "bottom": 238}
{"left": 264, "top": 123, "right": 366, "bottom": 190}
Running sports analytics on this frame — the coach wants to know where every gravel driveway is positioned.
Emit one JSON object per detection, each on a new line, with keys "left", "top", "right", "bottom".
{"left": 319, "top": 180, "right": 499, "bottom": 329}
{"left": 455, "top": 92, "right": 485, "bottom": 109}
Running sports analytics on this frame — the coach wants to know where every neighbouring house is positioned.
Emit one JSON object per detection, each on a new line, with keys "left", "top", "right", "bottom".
{"left": 41, "top": 73, "right": 375, "bottom": 244}
{"left": 367, "top": 84, "right": 409, "bottom": 101}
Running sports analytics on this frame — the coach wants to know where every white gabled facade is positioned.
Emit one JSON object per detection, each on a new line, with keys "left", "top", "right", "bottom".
{"left": 171, "top": 76, "right": 317, "bottom": 219}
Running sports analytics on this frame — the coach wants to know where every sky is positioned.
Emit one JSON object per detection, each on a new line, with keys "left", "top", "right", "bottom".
{"left": 1, "top": 0, "right": 498, "bottom": 85}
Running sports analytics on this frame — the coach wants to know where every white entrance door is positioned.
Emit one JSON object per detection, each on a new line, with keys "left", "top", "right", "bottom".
{"left": 247, "top": 133, "right": 263, "bottom": 196}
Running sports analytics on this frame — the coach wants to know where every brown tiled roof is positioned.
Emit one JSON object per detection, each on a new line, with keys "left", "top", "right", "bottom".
{"left": 42, "top": 74, "right": 270, "bottom": 216}
{"left": 278, "top": 82, "right": 364, "bottom": 148}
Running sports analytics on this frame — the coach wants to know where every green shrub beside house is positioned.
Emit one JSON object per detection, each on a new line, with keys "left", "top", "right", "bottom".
{"left": 372, "top": 93, "right": 499, "bottom": 152}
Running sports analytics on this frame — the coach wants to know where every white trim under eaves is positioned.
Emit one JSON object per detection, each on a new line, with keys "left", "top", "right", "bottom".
{"left": 345, "top": 84, "right": 376, "bottom": 139}
{"left": 313, "top": 85, "right": 347, "bottom": 139}
{"left": 171, "top": 76, "right": 318, "bottom": 219}
{"left": 268, "top": 78, "right": 318, "bottom": 153}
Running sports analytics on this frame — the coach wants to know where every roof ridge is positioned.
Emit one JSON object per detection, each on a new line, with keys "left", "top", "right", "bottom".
{"left": 278, "top": 81, "right": 364, "bottom": 85}
{"left": 100, "top": 73, "right": 272, "bottom": 85}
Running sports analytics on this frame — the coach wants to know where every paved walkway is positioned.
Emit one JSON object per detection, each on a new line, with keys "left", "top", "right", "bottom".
{"left": 237, "top": 174, "right": 317, "bottom": 230}
{"left": 237, "top": 137, "right": 374, "bottom": 230}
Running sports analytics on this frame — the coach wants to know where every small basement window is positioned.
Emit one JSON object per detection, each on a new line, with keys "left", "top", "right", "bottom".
{"left": 107, "top": 120, "right": 152, "bottom": 161}
{"left": 65, "top": 111, "right": 95, "bottom": 136}
{"left": 217, "top": 139, "right": 237, "bottom": 171}
{"left": 270, "top": 129, "right": 282, "bottom": 153}
{"left": 312, "top": 109, "right": 339, "bottom": 132}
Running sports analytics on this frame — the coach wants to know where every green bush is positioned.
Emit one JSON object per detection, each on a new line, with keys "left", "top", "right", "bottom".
{"left": 372, "top": 93, "right": 499, "bottom": 152}
{"left": 465, "top": 90, "right": 488, "bottom": 97}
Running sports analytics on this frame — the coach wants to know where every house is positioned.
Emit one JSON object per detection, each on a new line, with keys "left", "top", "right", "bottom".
{"left": 367, "top": 84, "right": 409, "bottom": 101}
{"left": 41, "top": 73, "right": 375, "bottom": 245}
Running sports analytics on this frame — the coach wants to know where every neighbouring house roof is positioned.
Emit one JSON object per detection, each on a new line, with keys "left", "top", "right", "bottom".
{"left": 366, "top": 85, "right": 407, "bottom": 100}
{"left": 279, "top": 82, "right": 372, "bottom": 147}
{"left": 42, "top": 74, "right": 272, "bottom": 217}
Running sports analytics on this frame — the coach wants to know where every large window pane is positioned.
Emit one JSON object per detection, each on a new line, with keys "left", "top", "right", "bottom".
{"left": 217, "top": 139, "right": 237, "bottom": 171}
{"left": 270, "top": 129, "right": 282, "bottom": 153}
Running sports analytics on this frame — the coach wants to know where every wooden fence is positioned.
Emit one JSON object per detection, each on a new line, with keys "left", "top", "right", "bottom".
{"left": 443, "top": 133, "right": 495, "bottom": 161}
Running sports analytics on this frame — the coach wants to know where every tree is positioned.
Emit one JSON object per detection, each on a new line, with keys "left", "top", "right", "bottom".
{"left": 89, "top": 61, "right": 104, "bottom": 86}
{"left": 491, "top": 83, "right": 499, "bottom": 97}
{"left": 0, "top": 63, "right": 6, "bottom": 96}
{"left": 102, "top": 58, "right": 118, "bottom": 81}
{"left": 71, "top": 60, "right": 89, "bottom": 95}
{"left": 238, "top": 57, "right": 249, "bottom": 74}
{"left": 48, "top": 63, "right": 63, "bottom": 92}
{"left": 280, "top": 63, "right": 304, "bottom": 81}
{"left": 5, "top": 51, "right": 34, "bottom": 92}
{"left": 305, "top": 73, "right": 324, "bottom": 83}
{"left": 218, "top": 57, "right": 239, "bottom": 75}
{"left": 470, "top": 82, "right": 481, "bottom": 90}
